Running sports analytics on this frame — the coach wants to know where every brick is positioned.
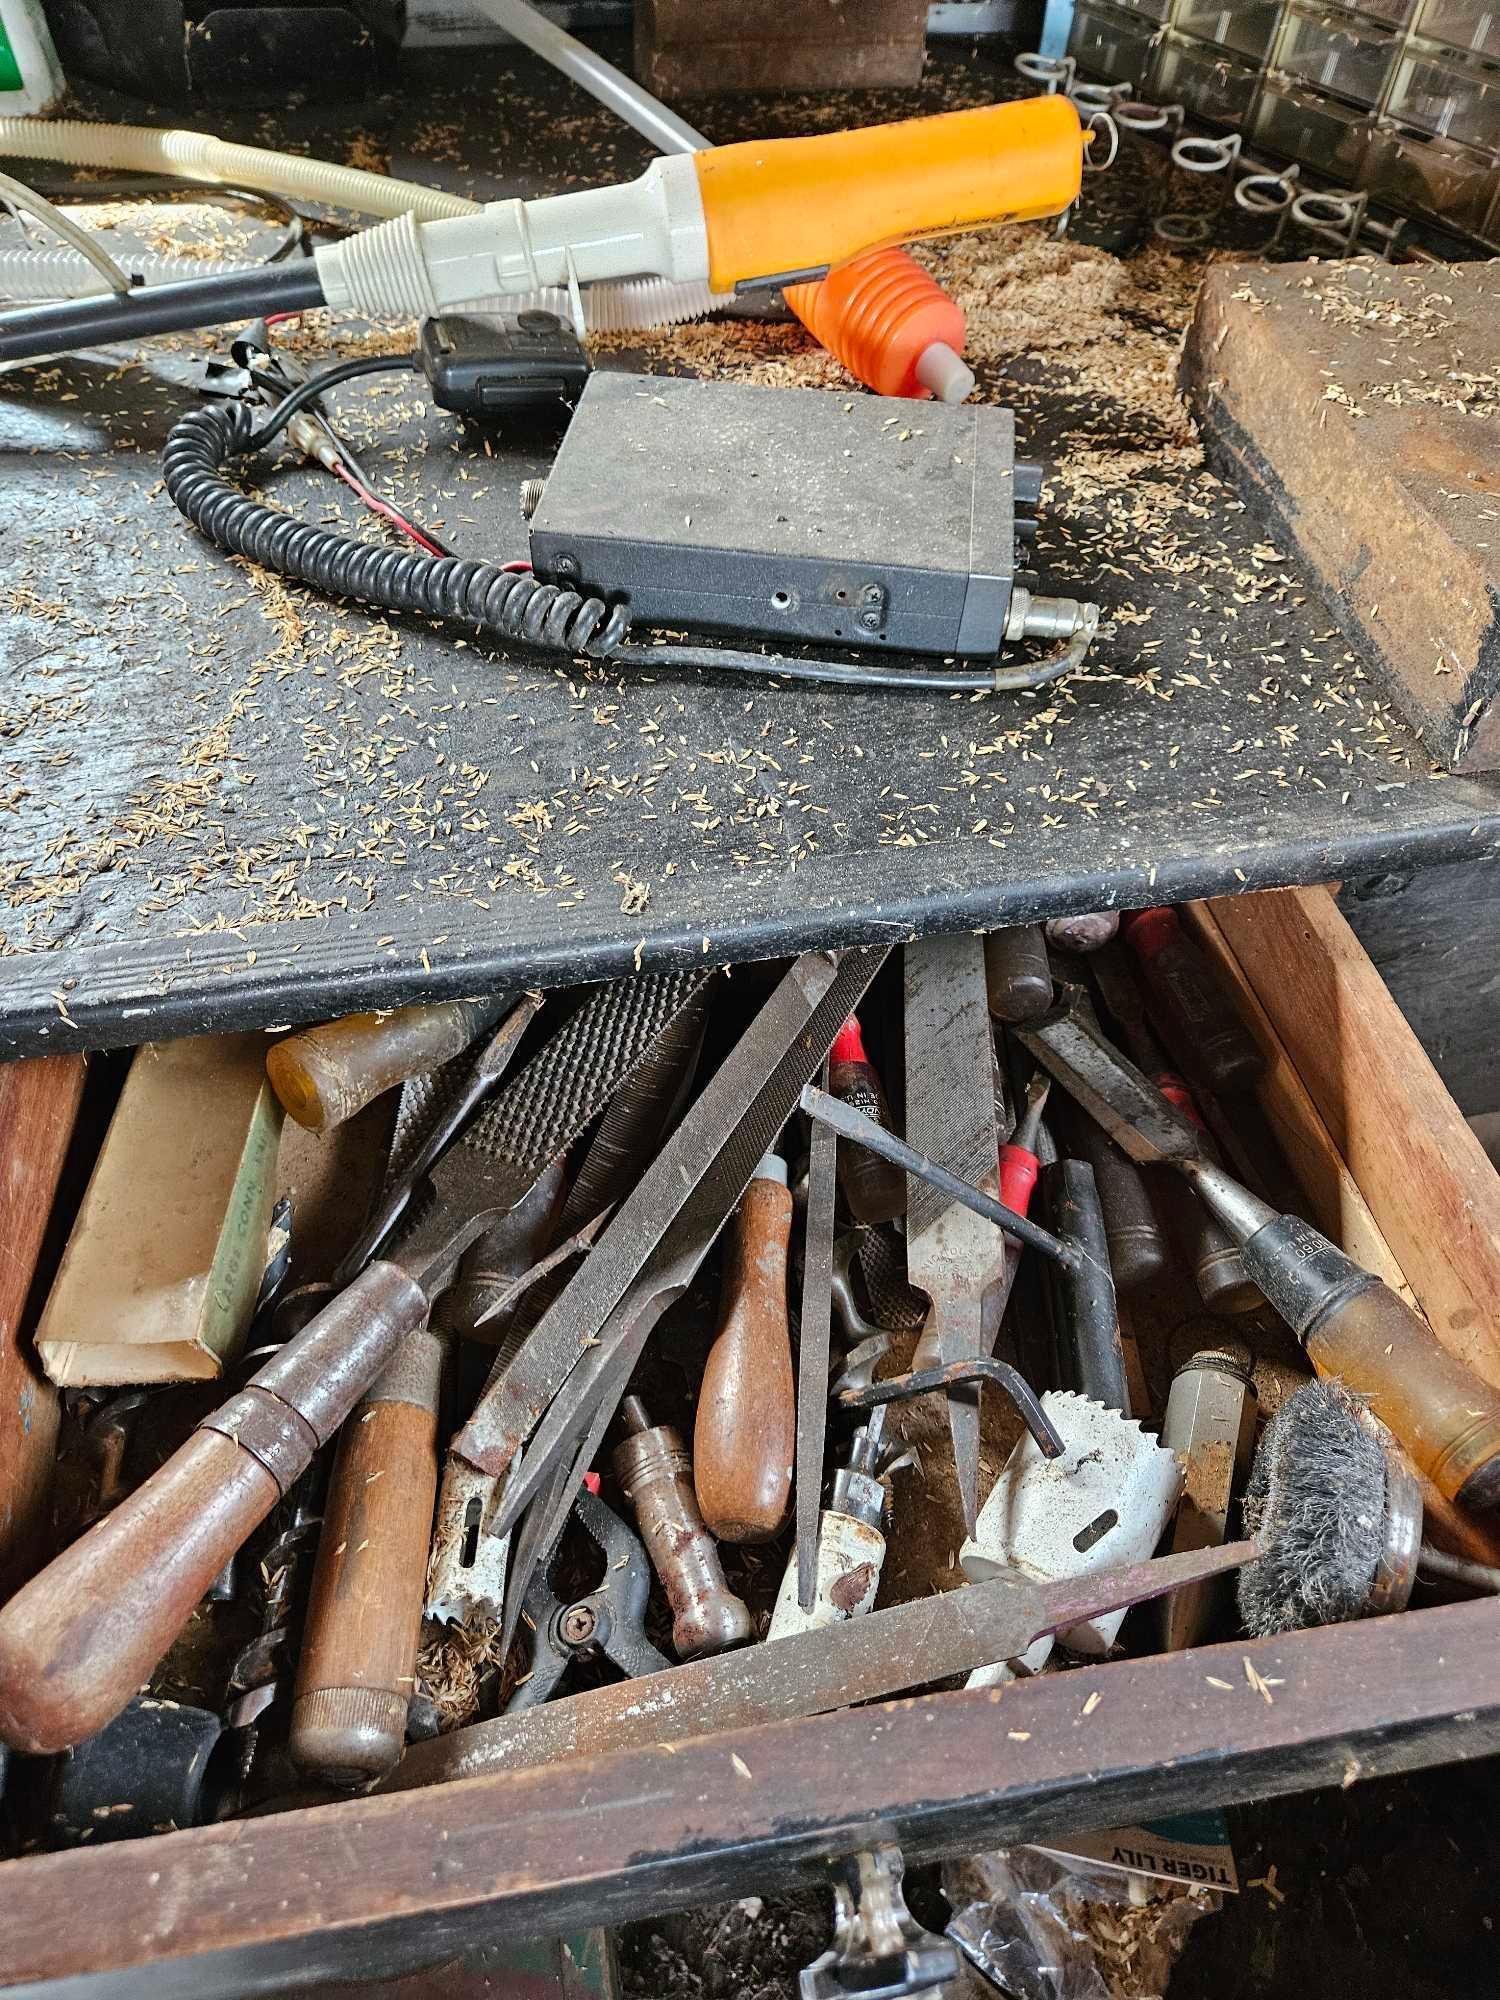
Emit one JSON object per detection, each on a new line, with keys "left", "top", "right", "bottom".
{"left": 635, "top": 0, "right": 928, "bottom": 96}
{"left": 1183, "top": 260, "right": 1500, "bottom": 772}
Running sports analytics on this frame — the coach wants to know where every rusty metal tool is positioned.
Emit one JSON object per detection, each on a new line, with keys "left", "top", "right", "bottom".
{"left": 614, "top": 1396, "right": 751, "bottom": 1658}
{"left": 380, "top": 1540, "right": 1255, "bottom": 1788}
{"left": 0, "top": 971, "right": 713, "bottom": 1758}
{"left": 696, "top": 1152, "right": 796, "bottom": 1544}
{"left": 504, "top": 1486, "right": 669, "bottom": 1712}
{"left": 835, "top": 1356, "right": 1064, "bottom": 1460}
{"left": 427, "top": 995, "right": 708, "bottom": 1627}
{"left": 1016, "top": 988, "right": 1500, "bottom": 1515}
{"left": 903, "top": 934, "right": 1008, "bottom": 1535}
{"left": 480, "top": 951, "right": 888, "bottom": 1668}
{"left": 797, "top": 1082, "right": 839, "bottom": 1610}
{"left": 328, "top": 1005, "right": 541, "bottom": 1290}
{"left": 455, "top": 948, "right": 889, "bottom": 1488}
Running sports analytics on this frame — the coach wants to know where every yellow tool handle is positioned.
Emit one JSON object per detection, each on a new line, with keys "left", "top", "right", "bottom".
{"left": 693, "top": 96, "right": 1084, "bottom": 294}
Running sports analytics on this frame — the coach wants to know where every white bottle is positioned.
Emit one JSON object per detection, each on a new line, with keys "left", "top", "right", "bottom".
{"left": 0, "top": 0, "right": 64, "bottom": 115}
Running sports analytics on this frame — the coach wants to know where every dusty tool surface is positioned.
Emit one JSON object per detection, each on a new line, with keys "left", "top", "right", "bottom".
{"left": 1185, "top": 259, "right": 1500, "bottom": 773}
{"left": 3, "top": 46, "right": 1499, "bottom": 1058}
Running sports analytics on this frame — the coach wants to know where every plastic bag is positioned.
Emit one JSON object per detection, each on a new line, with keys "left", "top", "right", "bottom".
{"left": 944, "top": 1846, "right": 1219, "bottom": 2000}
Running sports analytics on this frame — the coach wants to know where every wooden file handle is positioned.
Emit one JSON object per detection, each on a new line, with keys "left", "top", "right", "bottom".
{"left": 290, "top": 1326, "right": 445, "bottom": 1785}
{"left": 695, "top": 1174, "right": 794, "bottom": 1542}
{"left": 0, "top": 1259, "right": 430, "bottom": 1755}
{"left": 267, "top": 996, "right": 505, "bottom": 1131}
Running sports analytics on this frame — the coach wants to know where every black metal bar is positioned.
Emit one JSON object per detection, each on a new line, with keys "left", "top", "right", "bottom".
{"left": 799, "top": 1086, "right": 1073, "bottom": 1266}
{"left": 1044, "top": 1158, "right": 1128, "bottom": 1412}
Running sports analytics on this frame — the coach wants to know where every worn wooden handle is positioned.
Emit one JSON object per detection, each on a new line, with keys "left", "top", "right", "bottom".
{"left": 268, "top": 996, "right": 502, "bottom": 1131}
{"left": 0, "top": 1259, "right": 432, "bottom": 1756}
{"left": 694, "top": 1176, "right": 794, "bottom": 1542}
{"left": 290, "top": 1328, "right": 445, "bottom": 1785}
{"left": 0, "top": 1428, "right": 279, "bottom": 1755}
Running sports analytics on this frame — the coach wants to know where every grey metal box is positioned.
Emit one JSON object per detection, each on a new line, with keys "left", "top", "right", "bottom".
{"left": 528, "top": 372, "right": 1021, "bottom": 657}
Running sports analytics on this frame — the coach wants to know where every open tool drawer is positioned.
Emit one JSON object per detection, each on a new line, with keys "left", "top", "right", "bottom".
{"left": 3, "top": 885, "right": 1500, "bottom": 1998}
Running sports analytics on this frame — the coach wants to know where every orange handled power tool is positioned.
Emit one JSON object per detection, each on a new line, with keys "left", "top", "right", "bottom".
{"left": 0, "top": 99, "right": 1086, "bottom": 365}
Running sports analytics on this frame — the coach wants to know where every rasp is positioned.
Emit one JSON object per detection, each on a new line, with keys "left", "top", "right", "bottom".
{"left": 903, "top": 933, "right": 1007, "bottom": 1535}
{"left": 456, "top": 949, "right": 889, "bottom": 1484}
{"left": 427, "top": 993, "right": 709, "bottom": 1626}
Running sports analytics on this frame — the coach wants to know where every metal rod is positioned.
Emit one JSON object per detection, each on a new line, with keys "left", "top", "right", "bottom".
{"left": 799, "top": 1085, "right": 1074, "bottom": 1266}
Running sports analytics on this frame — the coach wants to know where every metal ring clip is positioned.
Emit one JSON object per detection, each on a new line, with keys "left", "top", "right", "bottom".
{"left": 1015, "top": 51, "right": 1075, "bottom": 92}
{"left": 1172, "top": 132, "right": 1243, "bottom": 174}
{"left": 1082, "top": 109, "right": 1120, "bottom": 172}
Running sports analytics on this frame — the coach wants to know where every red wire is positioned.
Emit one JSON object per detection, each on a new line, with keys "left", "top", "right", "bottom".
{"left": 330, "top": 458, "right": 448, "bottom": 558}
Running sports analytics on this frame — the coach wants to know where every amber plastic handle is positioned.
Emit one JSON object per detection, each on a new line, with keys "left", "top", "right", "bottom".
{"left": 290, "top": 1327, "right": 445, "bottom": 1785}
{"left": 267, "top": 996, "right": 505, "bottom": 1131}
{"left": 0, "top": 1260, "right": 431, "bottom": 1755}
{"left": 694, "top": 1176, "right": 794, "bottom": 1542}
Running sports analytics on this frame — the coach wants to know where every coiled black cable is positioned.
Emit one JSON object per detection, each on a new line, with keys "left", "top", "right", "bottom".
{"left": 162, "top": 397, "right": 631, "bottom": 658}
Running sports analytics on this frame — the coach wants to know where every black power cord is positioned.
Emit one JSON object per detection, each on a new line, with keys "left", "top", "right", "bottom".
{"left": 163, "top": 392, "right": 630, "bottom": 657}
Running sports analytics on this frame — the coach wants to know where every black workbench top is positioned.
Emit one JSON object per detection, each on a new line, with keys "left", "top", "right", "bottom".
{"left": 3, "top": 41, "right": 1498, "bottom": 1057}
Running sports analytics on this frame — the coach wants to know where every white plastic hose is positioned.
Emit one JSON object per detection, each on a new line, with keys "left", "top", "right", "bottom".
{"left": 488, "top": 277, "right": 733, "bottom": 330}
{"left": 0, "top": 116, "right": 478, "bottom": 222}
{"left": 0, "top": 243, "right": 255, "bottom": 301}
{"left": 465, "top": 0, "right": 709, "bottom": 157}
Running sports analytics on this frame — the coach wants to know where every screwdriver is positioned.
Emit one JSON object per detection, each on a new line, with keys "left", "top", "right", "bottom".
{"left": 1021, "top": 988, "right": 1500, "bottom": 1515}
{"left": 693, "top": 1154, "right": 795, "bottom": 1543}
{"left": 1121, "top": 907, "right": 1263, "bottom": 1098}
{"left": 1088, "top": 947, "right": 1258, "bottom": 1315}
{"left": 826, "top": 1016, "right": 905, "bottom": 1227}
{"left": 995, "top": 1071, "right": 1051, "bottom": 1314}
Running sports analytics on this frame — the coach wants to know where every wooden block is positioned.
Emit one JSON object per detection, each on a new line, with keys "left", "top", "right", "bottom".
{"left": 1206, "top": 885, "right": 1500, "bottom": 1395}
{"left": 0, "top": 1054, "right": 86, "bottom": 1599}
{"left": 635, "top": 0, "right": 928, "bottom": 95}
{"left": 1182, "top": 261, "right": 1500, "bottom": 771}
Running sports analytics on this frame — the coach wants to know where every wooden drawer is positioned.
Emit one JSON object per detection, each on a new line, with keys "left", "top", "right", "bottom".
{"left": 3, "top": 885, "right": 1500, "bottom": 1996}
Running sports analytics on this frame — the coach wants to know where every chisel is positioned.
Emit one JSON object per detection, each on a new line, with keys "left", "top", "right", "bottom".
{"left": 268, "top": 995, "right": 512, "bottom": 1132}
{"left": 1018, "top": 987, "right": 1500, "bottom": 1515}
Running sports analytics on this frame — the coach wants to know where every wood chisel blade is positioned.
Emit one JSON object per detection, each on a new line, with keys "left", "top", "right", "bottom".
{"left": 797, "top": 1074, "right": 838, "bottom": 1613}
{"left": 903, "top": 933, "right": 1007, "bottom": 1534}
{"left": 381, "top": 1540, "right": 1256, "bottom": 1790}
{"left": 457, "top": 948, "right": 890, "bottom": 1484}
{"left": 1015, "top": 987, "right": 1205, "bottom": 1168}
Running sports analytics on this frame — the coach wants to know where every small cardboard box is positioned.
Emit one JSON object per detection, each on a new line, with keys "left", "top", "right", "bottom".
{"left": 36, "top": 1034, "right": 283, "bottom": 1386}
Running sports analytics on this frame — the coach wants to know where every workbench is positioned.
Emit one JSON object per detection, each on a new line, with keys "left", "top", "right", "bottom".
{"left": 4, "top": 43, "right": 1499, "bottom": 1060}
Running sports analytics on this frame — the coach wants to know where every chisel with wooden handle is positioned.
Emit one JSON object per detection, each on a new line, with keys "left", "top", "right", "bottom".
{"left": 0, "top": 970, "right": 712, "bottom": 1756}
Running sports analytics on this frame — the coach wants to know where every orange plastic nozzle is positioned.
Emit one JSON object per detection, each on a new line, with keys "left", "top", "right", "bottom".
{"left": 785, "top": 247, "right": 971, "bottom": 402}
{"left": 692, "top": 96, "right": 1084, "bottom": 294}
